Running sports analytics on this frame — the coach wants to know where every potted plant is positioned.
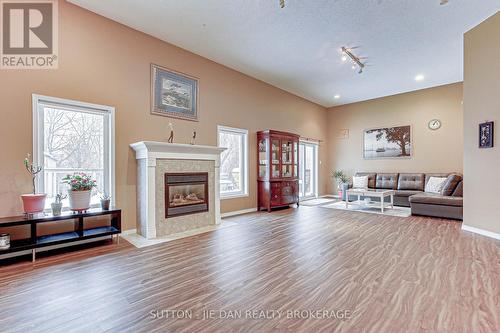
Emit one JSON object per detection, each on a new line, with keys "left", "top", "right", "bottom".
{"left": 21, "top": 153, "right": 46, "bottom": 214}
{"left": 100, "top": 193, "right": 111, "bottom": 211}
{"left": 332, "top": 170, "right": 350, "bottom": 201}
{"left": 51, "top": 193, "right": 66, "bottom": 216}
{"left": 62, "top": 173, "right": 97, "bottom": 212}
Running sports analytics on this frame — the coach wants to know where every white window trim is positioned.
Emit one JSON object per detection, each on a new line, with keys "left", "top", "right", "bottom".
{"left": 299, "top": 139, "right": 319, "bottom": 199}
{"left": 217, "top": 125, "right": 249, "bottom": 200}
{"left": 32, "top": 94, "right": 116, "bottom": 208}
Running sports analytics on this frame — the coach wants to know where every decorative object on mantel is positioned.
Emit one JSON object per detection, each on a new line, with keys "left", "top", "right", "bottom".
{"left": 332, "top": 170, "right": 349, "bottom": 201}
{"left": 51, "top": 193, "right": 66, "bottom": 216}
{"left": 364, "top": 125, "right": 412, "bottom": 159}
{"left": 62, "top": 173, "right": 97, "bottom": 212}
{"left": 190, "top": 130, "right": 197, "bottom": 145}
{"left": 479, "top": 121, "right": 494, "bottom": 148}
{"left": 168, "top": 122, "right": 174, "bottom": 143}
{"left": 21, "top": 153, "right": 46, "bottom": 214}
{"left": 100, "top": 193, "right": 111, "bottom": 211}
{"left": 151, "top": 64, "right": 199, "bottom": 121}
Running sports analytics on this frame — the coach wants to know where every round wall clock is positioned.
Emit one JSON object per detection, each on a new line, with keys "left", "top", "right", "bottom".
{"left": 428, "top": 119, "right": 441, "bottom": 130}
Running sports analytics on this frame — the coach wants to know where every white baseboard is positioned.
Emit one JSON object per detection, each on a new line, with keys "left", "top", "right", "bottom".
{"left": 321, "top": 194, "right": 340, "bottom": 198}
{"left": 462, "top": 224, "right": 500, "bottom": 241}
{"left": 121, "top": 228, "right": 137, "bottom": 235}
{"left": 221, "top": 207, "right": 258, "bottom": 218}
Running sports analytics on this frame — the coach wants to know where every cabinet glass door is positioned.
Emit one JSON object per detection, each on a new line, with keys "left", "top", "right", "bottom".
{"left": 271, "top": 139, "right": 280, "bottom": 178}
{"left": 281, "top": 140, "right": 293, "bottom": 178}
{"left": 293, "top": 141, "right": 298, "bottom": 178}
{"left": 258, "top": 137, "right": 268, "bottom": 179}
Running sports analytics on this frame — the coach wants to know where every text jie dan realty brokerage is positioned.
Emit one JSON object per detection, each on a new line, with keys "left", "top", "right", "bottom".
{"left": 149, "top": 309, "right": 352, "bottom": 321}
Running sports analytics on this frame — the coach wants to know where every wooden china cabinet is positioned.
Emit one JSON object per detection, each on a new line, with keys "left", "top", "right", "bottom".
{"left": 257, "top": 130, "right": 300, "bottom": 212}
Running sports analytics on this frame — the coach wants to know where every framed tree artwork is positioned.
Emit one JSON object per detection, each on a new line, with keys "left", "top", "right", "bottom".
{"left": 479, "top": 121, "right": 494, "bottom": 148}
{"left": 363, "top": 125, "right": 412, "bottom": 159}
{"left": 151, "top": 64, "right": 199, "bottom": 121}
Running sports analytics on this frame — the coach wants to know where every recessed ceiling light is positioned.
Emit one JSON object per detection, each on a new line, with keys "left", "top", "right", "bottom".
{"left": 334, "top": 95, "right": 341, "bottom": 99}
{"left": 415, "top": 74, "right": 425, "bottom": 81}
{"left": 341, "top": 55, "right": 347, "bottom": 62}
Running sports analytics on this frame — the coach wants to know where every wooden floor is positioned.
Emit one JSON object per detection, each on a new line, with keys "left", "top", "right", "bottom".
{"left": 0, "top": 206, "right": 499, "bottom": 333}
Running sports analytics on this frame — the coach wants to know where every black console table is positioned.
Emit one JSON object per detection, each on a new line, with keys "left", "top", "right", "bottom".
{"left": 0, "top": 208, "right": 121, "bottom": 262}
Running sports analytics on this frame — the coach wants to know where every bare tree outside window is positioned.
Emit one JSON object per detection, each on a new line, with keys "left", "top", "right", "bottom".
{"left": 218, "top": 127, "right": 247, "bottom": 197}
{"left": 43, "top": 107, "right": 105, "bottom": 206}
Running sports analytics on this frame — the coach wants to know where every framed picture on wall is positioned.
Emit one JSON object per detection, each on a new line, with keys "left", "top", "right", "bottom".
{"left": 479, "top": 121, "right": 494, "bottom": 148}
{"left": 151, "top": 64, "right": 199, "bottom": 121}
{"left": 363, "top": 125, "right": 412, "bottom": 159}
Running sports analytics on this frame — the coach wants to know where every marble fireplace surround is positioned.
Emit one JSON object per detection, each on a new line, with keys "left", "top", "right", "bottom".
{"left": 130, "top": 141, "right": 225, "bottom": 239}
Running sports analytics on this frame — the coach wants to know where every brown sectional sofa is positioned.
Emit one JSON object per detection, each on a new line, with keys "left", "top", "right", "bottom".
{"left": 350, "top": 172, "right": 463, "bottom": 220}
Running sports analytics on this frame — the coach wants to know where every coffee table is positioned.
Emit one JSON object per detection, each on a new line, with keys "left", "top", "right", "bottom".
{"left": 345, "top": 189, "right": 395, "bottom": 213}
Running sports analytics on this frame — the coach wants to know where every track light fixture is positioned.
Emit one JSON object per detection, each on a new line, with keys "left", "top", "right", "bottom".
{"left": 341, "top": 47, "right": 366, "bottom": 74}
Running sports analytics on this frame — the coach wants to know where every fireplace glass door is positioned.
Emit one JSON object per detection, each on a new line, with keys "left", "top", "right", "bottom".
{"left": 165, "top": 173, "right": 209, "bottom": 218}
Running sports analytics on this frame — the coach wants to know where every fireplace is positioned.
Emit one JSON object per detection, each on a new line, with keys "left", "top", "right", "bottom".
{"left": 165, "top": 173, "right": 209, "bottom": 218}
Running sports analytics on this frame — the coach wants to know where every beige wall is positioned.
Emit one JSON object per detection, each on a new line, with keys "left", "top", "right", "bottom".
{"left": 326, "top": 83, "right": 464, "bottom": 193}
{"left": 463, "top": 12, "right": 500, "bottom": 234}
{"left": 0, "top": 1, "right": 329, "bottom": 231}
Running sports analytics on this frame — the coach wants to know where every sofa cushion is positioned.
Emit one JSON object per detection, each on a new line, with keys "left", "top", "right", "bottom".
{"left": 355, "top": 173, "right": 376, "bottom": 189}
{"left": 425, "top": 177, "right": 448, "bottom": 194}
{"left": 441, "top": 174, "right": 462, "bottom": 196}
{"left": 398, "top": 173, "right": 425, "bottom": 191}
{"left": 376, "top": 173, "right": 399, "bottom": 189}
{"left": 409, "top": 193, "right": 463, "bottom": 207}
{"left": 425, "top": 173, "right": 449, "bottom": 186}
{"left": 452, "top": 181, "right": 463, "bottom": 197}
{"left": 352, "top": 176, "right": 368, "bottom": 189}
{"left": 395, "top": 190, "right": 422, "bottom": 197}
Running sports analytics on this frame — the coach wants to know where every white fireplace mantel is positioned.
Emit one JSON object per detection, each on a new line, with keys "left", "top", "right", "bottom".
{"left": 130, "top": 141, "right": 226, "bottom": 239}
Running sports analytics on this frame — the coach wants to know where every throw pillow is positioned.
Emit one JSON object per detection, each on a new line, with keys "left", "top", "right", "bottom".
{"left": 352, "top": 176, "right": 368, "bottom": 189}
{"left": 425, "top": 177, "right": 447, "bottom": 194}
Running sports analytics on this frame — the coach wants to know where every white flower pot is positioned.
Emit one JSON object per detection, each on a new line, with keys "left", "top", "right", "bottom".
{"left": 68, "top": 190, "right": 92, "bottom": 211}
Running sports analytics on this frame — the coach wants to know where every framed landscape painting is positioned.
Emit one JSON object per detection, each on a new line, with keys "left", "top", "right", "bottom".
{"left": 479, "top": 121, "right": 494, "bottom": 148}
{"left": 151, "top": 64, "right": 199, "bottom": 121}
{"left": 363, "top": 125, "right": 412, "bottom": 159}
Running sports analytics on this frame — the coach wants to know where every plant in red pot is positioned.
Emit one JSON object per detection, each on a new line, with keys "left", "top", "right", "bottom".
{"left": 21, "top": 153, "right": 46, "bottom": 214}
{"left": 62, "top": 173, "right": 97, "bottom": 212}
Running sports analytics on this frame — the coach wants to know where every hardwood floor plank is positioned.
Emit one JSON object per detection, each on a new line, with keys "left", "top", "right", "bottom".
{"left": 0, "top": 206, "right": 499, "bottom": 332}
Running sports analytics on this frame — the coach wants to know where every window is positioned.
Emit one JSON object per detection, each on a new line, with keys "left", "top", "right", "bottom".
{"left": 33, "top": 94, "right": 115, "bottom": 209}
{"left": 217, "top": 126, "right": 248, "bottom": 199}
{"left": 298, "top": 141, "right": 319, "bottom": 199}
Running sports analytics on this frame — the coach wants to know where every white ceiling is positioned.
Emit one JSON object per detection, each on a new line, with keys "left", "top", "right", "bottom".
{"left": 68, "top": 0, "right": 499, "bottom": 107}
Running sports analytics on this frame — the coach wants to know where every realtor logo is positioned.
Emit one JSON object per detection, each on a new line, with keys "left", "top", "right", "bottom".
{"left": 1, "top": 0, "right": 58, "bottom": 69}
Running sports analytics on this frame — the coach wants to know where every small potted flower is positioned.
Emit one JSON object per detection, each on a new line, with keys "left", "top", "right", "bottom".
{"left": 100, "top": 193, "right": 111, "bottom": 211}
{"left": 51, "top": 193, "right": 66, "bottom": 216}
{"left": 21, "top": 153, "right": 47, "bottom": 214}
{"left": 62, "top": 173, "right": 97, "bottom": 212}
{"left": 332, "top": 170, "right": 349, "bottom": 201}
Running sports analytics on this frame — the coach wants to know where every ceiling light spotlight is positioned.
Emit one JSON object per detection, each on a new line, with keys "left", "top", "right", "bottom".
{"left": 334, "top": 95, "right": 341, "bottom": 99}
{"left": 341, "top": 46, "right": 366, "bottom": 74}
{"left": 415, "top": 74, "right": 425, "bottom": 81}
{"left": 341, "top": 55, "right": 348, "bottom": 62}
